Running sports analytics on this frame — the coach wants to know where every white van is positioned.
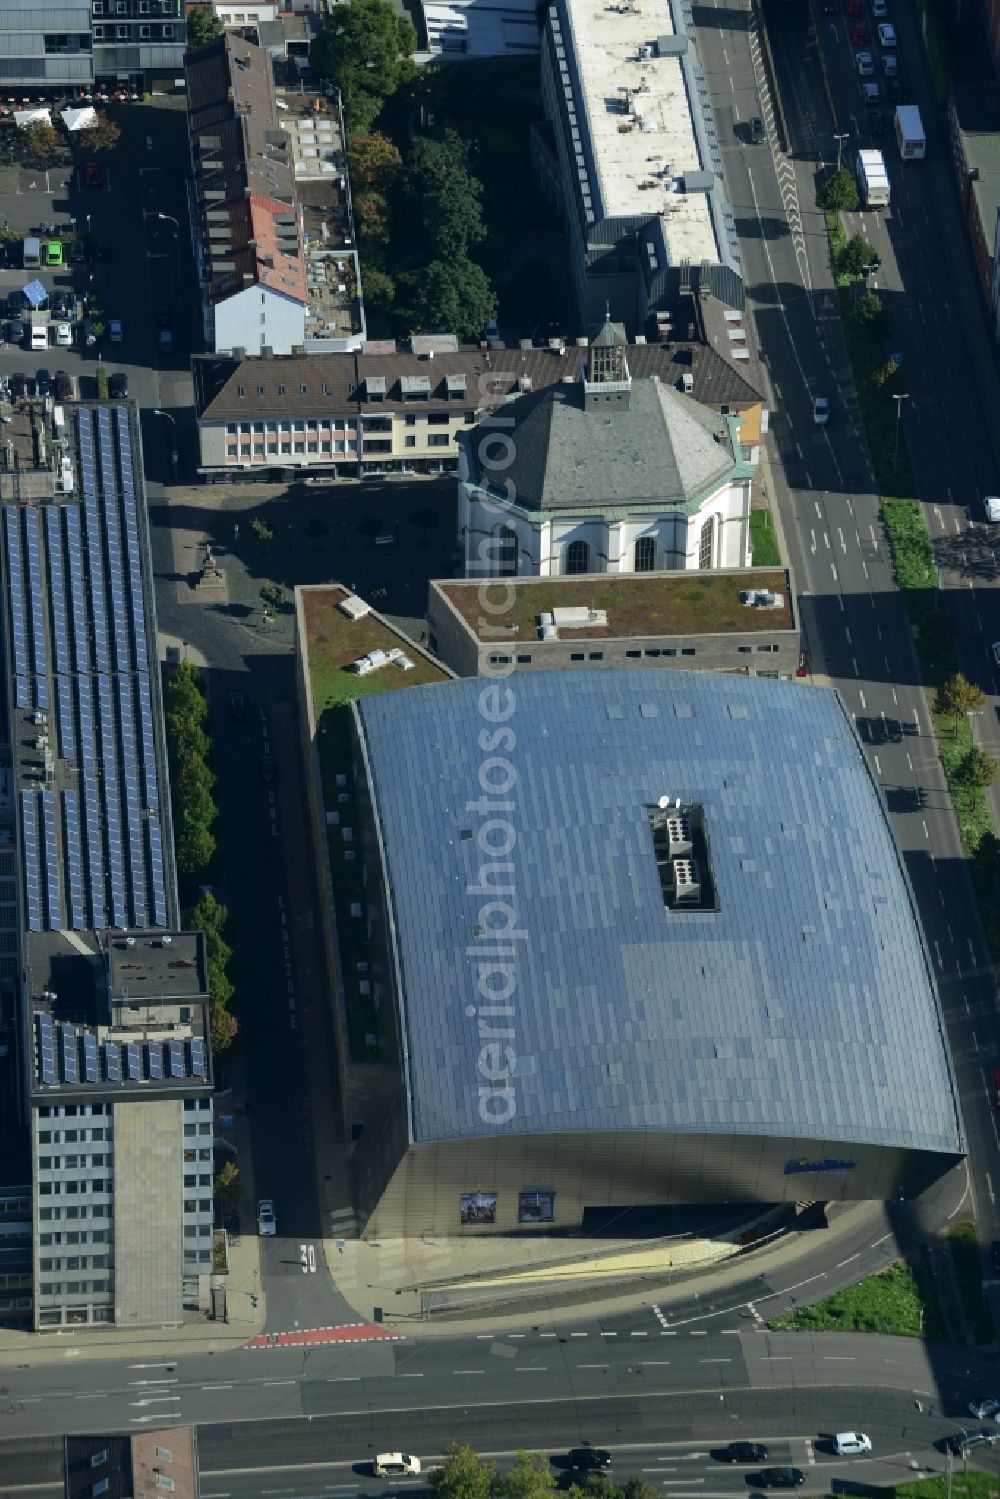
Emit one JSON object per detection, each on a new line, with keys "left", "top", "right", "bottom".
{"left": 22, "top": 236, "right": 40, "bottom": 269}
{"left": 985, "top": 496, "right": 1000, "bottom": 522}
{"left": 30, "top": 322, "right": 48, "bottom": 351}
{"left": 833, "top": 1433, "right": 872, "bottom": 1456}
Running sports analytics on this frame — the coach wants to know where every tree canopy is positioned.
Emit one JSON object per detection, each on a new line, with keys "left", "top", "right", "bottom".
{"left": 817, "top": 167, "right": 858, "bottom": 212}
{"left": 187, "top": 5, "right": 224, "bottom": 48}
{"left": 310, "top": 0, "right": 416, "bottom": 133}
{"left": 937, "top": 671, "right": 986, "bottom": 728}
{"left": 406, "top": 130, "right": 486, "bottom": 262}
{"left": 348, "top": 131, "right": 403, "bottom": 193}
{"left": 77, "top": 112, "right": 121, "bottom": 154}
{"left": 412, "top": 256, "right": 496, "bottom": 343}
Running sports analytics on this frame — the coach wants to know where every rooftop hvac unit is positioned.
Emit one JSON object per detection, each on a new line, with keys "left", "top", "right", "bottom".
{"left": 681, "top": 372, "right": 694, "bottom": 393}
{"left": 672, "top": 857, "right": 701, "bottom": 904}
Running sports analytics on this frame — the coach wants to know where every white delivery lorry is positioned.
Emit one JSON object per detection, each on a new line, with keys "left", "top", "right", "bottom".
{"left": 894, "top": 104, "right": 926, "bottom": 159}
{"left": 857, "top": 149, "right": 890, "bottom": 207}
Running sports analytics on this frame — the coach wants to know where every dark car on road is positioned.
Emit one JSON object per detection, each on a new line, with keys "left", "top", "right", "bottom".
{"left": 754, "top": 1470, "right": 805, "bottom": 1489}
{"left": 726, "top": 1444, "right": 768, "bottom": 1464}
{"left": 108, "top": 372, "right": 128, "bottom": 399}
{"left": 749, "top": 116, "right": 765, "bottom": 143}
{"left": 53, "top": 370, "right": 72, "bottom": 401}
{"left": 69, "top": 239, "right": 85, "bottom": 264}
{"left": 8, "top": 371, "right": 26, "bottom": 398}
{"left": 871, "top": 109, "right": 888, "bottom": 135}
{"left": 229, "top": 692, "right": 247, "bottom": 721}
{"left": 83, "top": 162, "right": 104, "bottom": 189}
{"left": 258, "top": 755, "right": 274, "bottom": 786}
{"left": 945, "top": 1429, "right": 997, "bottom": 1456}
{"left": 35, "top": 367, "right": 51, "bottom": 397}
{"left": 567, "top": 1451, "right": 612, "bottom": 1472}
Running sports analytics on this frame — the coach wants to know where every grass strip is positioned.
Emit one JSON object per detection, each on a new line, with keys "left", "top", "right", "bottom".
{"left": 749, "top": 509, "right": 781, "bottom": 566}
{"left": 768, "top": 1260, "right": 946, "bottom": 1338}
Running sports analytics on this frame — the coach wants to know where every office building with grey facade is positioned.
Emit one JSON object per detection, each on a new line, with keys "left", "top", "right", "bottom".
{"left": 534, "top": 0, "right": 741, "bottom": 334}
{"left": 0, "top": 0, "right": 185, "bottom": 95}
{"left": 0, "top": 403, "right": 214, "bottom": 1329}
{"left": 349, "top": 670, "right": 964, "bottom": 1236}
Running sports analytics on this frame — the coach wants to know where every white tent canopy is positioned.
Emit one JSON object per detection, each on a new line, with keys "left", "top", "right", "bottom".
{"left": 13, "top": 108, "right": 51, "bottom": 129}
{"left": 60, "top": 106, "right": 96, "bottom": 132}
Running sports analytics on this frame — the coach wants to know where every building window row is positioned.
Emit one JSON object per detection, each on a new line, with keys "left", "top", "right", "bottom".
{"left": 184, "top": 1099, "right": 212, "bottom": 1111}
{"left": 37, "top": 1127, "right": 108, "bottom": 1143}
{"left": 183, "top": 1147, "right": 213, "bottom": 1163}
{"left": 38, "top": 1154, "right": 108, "bottom": 1169}
{"left": 38, "top": 1104, "right": 108, "bottom": 1118}
{"left": 39, "top": 1204, "right": 109, "bottom": 1221}
{"left": 39, "top": 1280, "right": 110, "bottom": 1296}
{"left": 43, "top": 33, "right": 91, "bottom": 53}
{"left": 38, "top": 1179, "right": 110, "bottom": 1196}
{"left": 39, "top": 1255, "right": 110, "bottom": 1271}
{"left": 39, "top": 1229, "right": 109, "bottom": 1245}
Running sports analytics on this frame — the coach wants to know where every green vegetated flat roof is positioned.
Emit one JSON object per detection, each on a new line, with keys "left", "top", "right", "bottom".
{"left": 302, "top": 585, "right": 450, "bottom": 720}
{"left": 437, "top": 571, "right": 793, "bottom": 643}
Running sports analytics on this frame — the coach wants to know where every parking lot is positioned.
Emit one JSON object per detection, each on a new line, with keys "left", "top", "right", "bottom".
{"left": 0, "top": 101, "right": 196, "bottom": 476}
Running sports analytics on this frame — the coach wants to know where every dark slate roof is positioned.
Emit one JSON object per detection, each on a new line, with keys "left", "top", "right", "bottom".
{"left": 355, "top": 670, "right": 963, "bottom": 1154}
{"left": 192, "top": 333, "right": 763, "bottom": 423}
{"left": 470, "top": 377, "right": 734, "bottom": 510}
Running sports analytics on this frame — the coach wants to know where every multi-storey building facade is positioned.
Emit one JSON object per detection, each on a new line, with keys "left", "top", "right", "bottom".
{"left": 0, "top": 0, "right": 185, "bottom": 93}
{"left": 0, "top": 400, "right": 214, "bottom": 1330}
{"left": 193, "top": 307, "right": 764, "bottom": 481}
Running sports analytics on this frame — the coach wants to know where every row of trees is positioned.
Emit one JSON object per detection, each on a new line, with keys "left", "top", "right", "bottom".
{"left": 163, "top": 661, "right": 239, "bottom": 1057}
{"left": 348, "top": 127, "right": 497, "bottom": 341}
{"left": 428, "top": 1446, "right": 660, "bottom": 1499}
{"left": 18, "top": 112, "right": 120, "bottom": 166}
{"left": 310, "top": 0, "right": 498, "bottom": 339}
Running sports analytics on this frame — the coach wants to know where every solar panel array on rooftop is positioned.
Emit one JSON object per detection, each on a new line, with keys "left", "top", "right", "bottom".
{"left": 32, "top": 1013, "right": 208, "bottom": 1089}
{"left": 8, "top": 407, "right": 171, "bottom": 936}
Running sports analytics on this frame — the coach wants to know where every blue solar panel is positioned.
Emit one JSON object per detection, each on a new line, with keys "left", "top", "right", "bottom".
{"left": 5, "top": 509, "right": 27, "bottom": 684}
{"left": 40, "top": 788, "right": 62, "bottom": 930}
{"left": 104, "top": 1041, "right": 121, "bottom": 1082}
{"left": 23, "top": 509, "right": 48, "bottom": 686}
{"left": 77, "top": 675, "right": 106, "bottom": 928}
{"left": 61, "top": 790, "right": 86, "bottom": 930}
{"left": 146, "top": 1043, "right": 163, "bottom": 1080}
{"left": 125, "top": 1041, "right": 141, "bottom": 1081}
{"left": 79, "top": 425, "right": 109, "bottom": 675}
{"left": 61, "top": 1025, "right": 78, "bottom": 1084}
{"left": 20, "top": 791, "right": 42, "bottom": 932}
{"left": 37, "top": 1012, "right": 55, "bottom": 1085}
{"left": 137, "top": 675, "right": 159, "bottom": 812}
{"left": 168, "top": 1039, "right": 184, "bottom": 1078}
{"left": 64, "top": 508, "right": 91, "bottom": 675}
{"left": 14, "top": 676, "right": 28, "bottom": 709}
{"left": 96, "top": 674, "right": 126, "bottom": 928}
{"left": 146, "top": 817, "right": 168, "bottom": 927}
{"left": 82, "top": 1031, "right": 99, "bottom": 1083}
{"left": 55, "top": 675, "right": 75, "bottom": 763}
{"left": 189, "top": 1038, "right": 207, "bottom": 1079}
{"left": 45, "top": 506, "right": 72, "bottom": 679}
{"left": 117, "top": 677, "right": 146, "bottom": 927}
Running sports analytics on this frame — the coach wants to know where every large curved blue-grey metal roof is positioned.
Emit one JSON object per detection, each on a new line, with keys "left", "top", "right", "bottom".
{"left": 355, "top": 670, "right": 963, "bottom": 1154}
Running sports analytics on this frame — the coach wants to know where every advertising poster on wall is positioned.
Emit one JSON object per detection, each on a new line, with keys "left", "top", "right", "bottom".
{"left": 460, "top": 1191, "right": 498, "bottom": 1225}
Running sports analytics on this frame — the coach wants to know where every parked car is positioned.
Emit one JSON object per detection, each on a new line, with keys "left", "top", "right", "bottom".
{"left": 69, "top": 239, "right": 85, "bottom": 264}
{"left": 871, "top": 108, "right": 888, "bottom": 135}
{"left": 814, "top": 396, "right": 830, "bottom": 425}
{"left": 872, "top": 0, "right": 888, "bottom": 13}
{"left": 374, "top": 1455, "right": 421, "bottom": 1478}
{"left": 108, "top": 318, "right": 123, "bottom": 343}
{"left": 888, "top": 78, "right": 904, "bottom": 103}
{"left": 882, "top": 52, "right": 897, "bottom": 76}
{"left": 726, "top": 1443, "right": 768, "bottom": 1464}
{"left": 968, "top": 1398, "right": 1000, "bottom": 1420}
{"left": 861, "top": 81, "right": 882, "bottom": 105}
{"left": 53, "top": 370, "right": 72, "bottom": 401}
{"left": 35, "top": 367, "right": 51, "bottom": 397}
{"left": 54, "top": 322, "right": 72, "bottom": 347}
{"left": 83, "top": 161, "right": 104, "bottom": 188}
{"left": 749, "top": 115, "right": 765, "bottom": 143}
{"left": 8, "top": 371, "right": 26, "bottom": 398}
{"left": 946, "top": 1429, "right": 997, "bottom": 1457}
{"left": 877, "top": 21, "right": 897, "bottom": 45}
{"left": 44, "top": 240, "right": 63, "bottom": 267}
{"left": 755, "top": 1470, "right": 805, "bottom": 1489}
{"left": 850, "top": 20, "right": 868, "bottom": 43}
{"left": 568, "top": 1451, "right": 612, "bottom": 1472}
{"left": 855, "top": 49, "right": 875, "bottom": 75}
{"left": 833, "top": 1433, "right": 872, "bottom": 1456}
{"left": 845, "top": 0, "right": 863, "bottom": 13}
{"left": 108, "top": 372, "right": 128, "bottom": 399}
{"left": 257, "top": 1198, "right": 276, "bottom": 1236}
{"left": 7, "top": 320, "right": 24, "bottom": 345}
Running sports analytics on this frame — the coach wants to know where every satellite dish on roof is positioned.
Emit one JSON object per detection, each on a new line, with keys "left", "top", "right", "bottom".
{"left": 658, "top": 795, "right": 671, "bottom": 809}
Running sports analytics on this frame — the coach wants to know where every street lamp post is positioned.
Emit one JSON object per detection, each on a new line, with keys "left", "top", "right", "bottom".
{"left": 833, "top": 132, "right": 850, "bottom": 173}
{"left": 892, "top": 392, "right": 910, "bottom": 474}
{"left": 154, "top": 408, "right": 178, "bottom": 480}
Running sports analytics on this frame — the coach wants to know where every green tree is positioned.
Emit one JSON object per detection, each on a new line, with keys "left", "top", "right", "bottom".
{"left": 869, "top": 359, "right": 905, "bottom": 397}
{"left": 187, "top": 4, "right": 224, "bottom": 48}
{"left": 852, "top": 289, "right": 889, "bottom": 335}
{"left": 958, "top": 746, "right": 998, "bottom": 788}
{"left": 18, "top": 120, "right": 62, "bottom": 163}
{"left": 215, "top": 1161, "right": 241, "bottom": 1200}
{"left": 94, "top": 365, "right": 109, "bottom": 401}
{"left": 260, "top": 581, "right": 287, "bottom": 610}
{"left": 208, "top": 958, "right": 234, "bottom": 1010}
{"left": 363, "top": 266, "right": 396, "bottom": 312}
{"left": 407, "top": 131, "right": 486, "bottom": 262}
{"left": 355, "top": 192, "right": 390, "bottom": 247}
{"left": 412, "top": 256, "right": 497, "bottom": 343}
{"left": 937, "top": 671, "right": 986, "bottom": 736}
{"left": 167, "top": 659, "right": 209, "bottom": 720}
{"left": 77, "top": 111, "right": 121, "bottom": 154}
{"left": 428, "top": 1445, "right": 493, "bottom": 1499}
{"left": 817, "top": 167, "right": 858, "bottom": 211}
{"left": 176, "top": 817, "right": 216, "bottom": 880}
{"left": 211, "top": 1002, "right": 239, "bottom": 1055}
{"left": 348, "top": 130, "right": 403, "bottom": 193}
{"left": 976, "top": 830, "right": 1000, "bottom": 872}
{"left": 620, "top": 1481, "right": 663, "bottom": 1499}
{"left": 310, "top": 0, "right": 416, "bottom": 132}
{"left": 840, "top": 232, "right": 876, "bottom": 277}
{"left": 494, "top": 1453, "right": 556, "bottom": 1499}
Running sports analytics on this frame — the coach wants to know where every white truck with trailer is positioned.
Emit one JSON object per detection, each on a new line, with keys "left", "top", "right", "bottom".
{"left": 894, "top": 104, "right": 926, "bottom": 159}
{"left": 857, "top": 149, "right": 890, "bottom": 208}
